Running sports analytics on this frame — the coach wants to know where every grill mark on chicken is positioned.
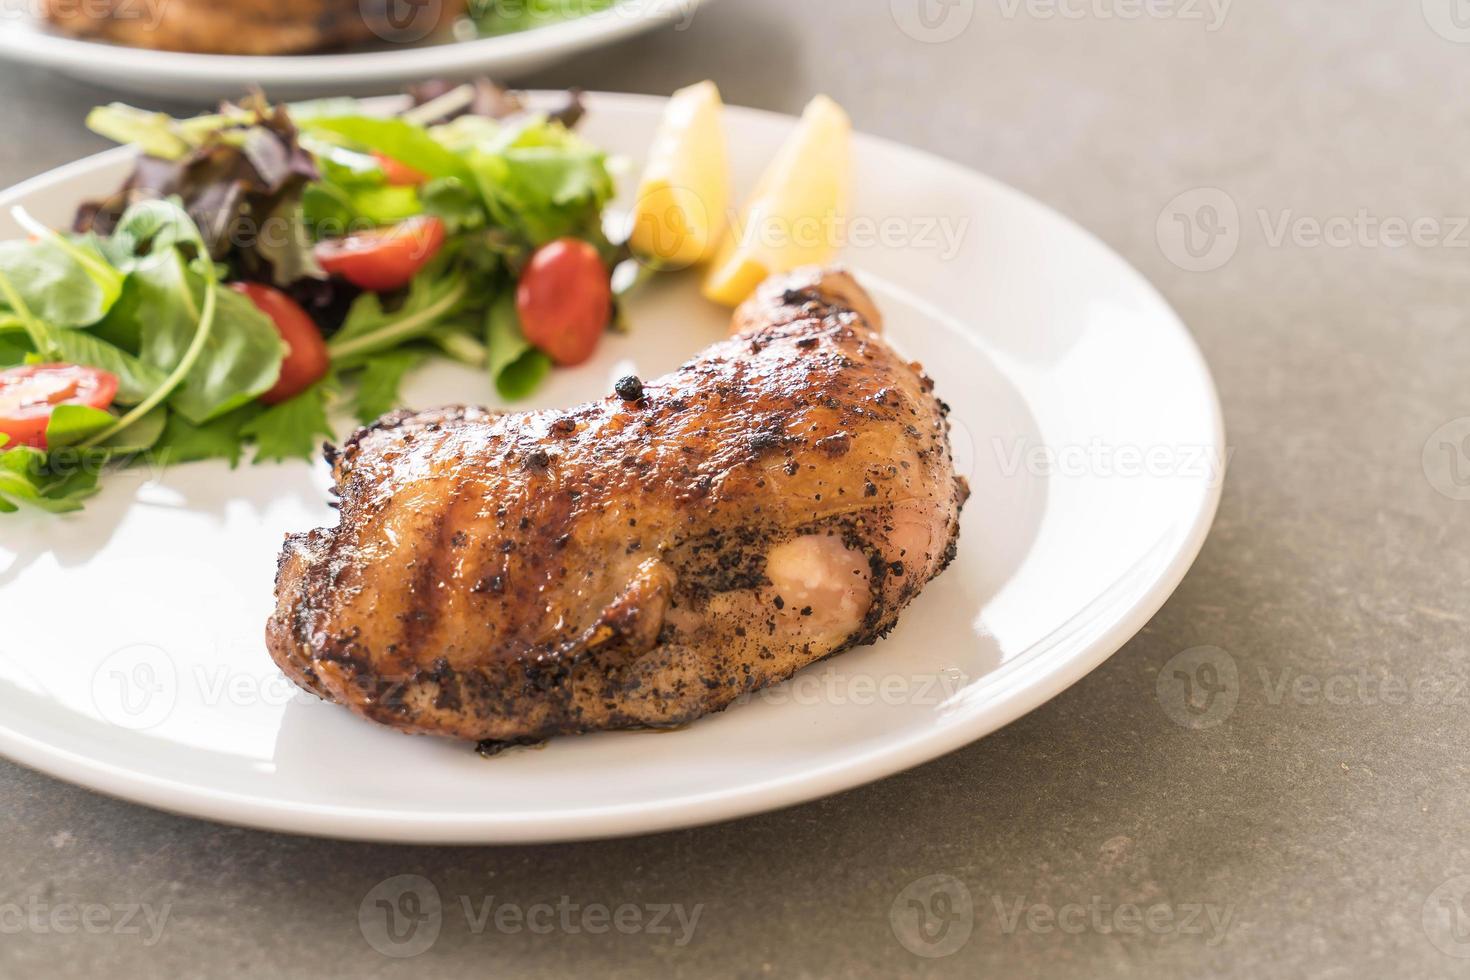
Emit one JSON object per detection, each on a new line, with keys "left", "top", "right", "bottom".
{"left": 268, "top": 267, "right": 969, "bottom": 742}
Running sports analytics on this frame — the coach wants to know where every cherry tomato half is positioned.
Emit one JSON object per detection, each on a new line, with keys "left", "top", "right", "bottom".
{"left": 314, "top": 216, "right": 446, "bottom": 293}
{"left": 372, "top": 152, "right": 428, "bottom": 187}
{"left": 230, "top": 283, "right": 330, "bottom": 406}
{"left": 0, "top": 363, "right": 118, "bottom": 450}
{"left": 516, "top": 239, "right": 612, "bottom": 368}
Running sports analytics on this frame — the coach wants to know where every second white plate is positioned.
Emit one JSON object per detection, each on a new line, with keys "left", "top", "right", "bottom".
{"left": 0, "top": 0, "right": 709, "bottom": 101}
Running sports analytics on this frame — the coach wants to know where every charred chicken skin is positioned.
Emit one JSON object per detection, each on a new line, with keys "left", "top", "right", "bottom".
{"left": 267, "top": 268, "right": 968, "bottom": 743}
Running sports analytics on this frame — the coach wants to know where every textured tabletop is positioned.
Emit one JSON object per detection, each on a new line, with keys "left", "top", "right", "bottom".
{"left": 4, "top": 1, "right": 1469, "bottom": 977}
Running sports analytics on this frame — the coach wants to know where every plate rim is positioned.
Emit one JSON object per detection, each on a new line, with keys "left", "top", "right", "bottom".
{"left": 0, "top": 92, "right": 1226, "bottom": 843}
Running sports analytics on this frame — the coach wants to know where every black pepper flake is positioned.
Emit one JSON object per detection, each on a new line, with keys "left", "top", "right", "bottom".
{"left": 471, "top": 575, "right": 505, "bottom": 595}
{"left": 864, "top": 481, "right": 878, "bottom": 497}
{"left": 774, "top": 595, "right": 785, "bottom": 610}
{"left": 450, "top": 531, "right": 468, "bottom": 548}
{"left": 614, "top": 375, "right": 645, "bottom": 401}
{"left": 800, "top": 606, "right": 813, "bottom": 617}
{"left": 889, "top": 561, "right": 906, "bottom": 577}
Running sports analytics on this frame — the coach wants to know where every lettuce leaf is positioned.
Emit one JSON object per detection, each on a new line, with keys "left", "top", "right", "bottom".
{"left": 0, "top": 447, "right": 103, "bottom": 514}
{"left": 303, "top": 116, "right": 475, "bottom": 184}
{"left": 79, "top": 102, "right": 320, "bottom": 288}
{"left": 472, "top": 0, "right": 617, "bottom": 36}
{"left": 486, "top": 293, "right": 551, "bottom": 401}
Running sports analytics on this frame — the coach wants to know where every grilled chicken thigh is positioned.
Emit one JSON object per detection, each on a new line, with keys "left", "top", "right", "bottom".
{"left": 267, "top": 268, "right": 968, "bottom": 743}
{"left": 43, "top": 0, "right": 466, "bottom": 55}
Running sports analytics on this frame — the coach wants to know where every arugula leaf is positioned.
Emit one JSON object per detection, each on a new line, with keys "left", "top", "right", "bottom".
{"left": 0, "top": 446, "right": 103, "bottom": 514}
{"left": 79, "top": 201, "right": 227, "bottom": 448}
{"left": 0, "top": 333, "right": 28, "bottom": 366}
{"left": 44, "top": 404, "right": 115, "bottom": 447}
{"left": 9, "top": 209, "right": 127, "bottom": 309}
{"left": 328, "top": 266, "right": 469, "bottom": 361}
{"left": 486, "top": 293, "right": 552, "bottom": 401}
{"left": 303, "top": 116, "right": 474, "bottom": 184}
{"left": 0, "top": 236, "right": 122, "bottom": 331}
{"left": 45, "top": 404, "right": 167, "bottom": 454}
{"left": 170, "top": 281, "right": 285, "bottom": 423}
{"left": 103, "top": 198, "right": 205, "bottom": 264}
{"left": 152, "top": 405, "right": 260, "bottom": 467}
{"left": 125, "top": 251, "right": 285, "bottom": 424}
{"left": 351, "top": 350, "right": 422, "bottom": 423}
{"left": 241, "top": 382, "right": 334, "bottom": 464}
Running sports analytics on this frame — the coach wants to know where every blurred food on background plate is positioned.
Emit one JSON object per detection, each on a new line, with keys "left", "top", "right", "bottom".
{"left": 39, "top": 0, "right": 621, "bottom": 55}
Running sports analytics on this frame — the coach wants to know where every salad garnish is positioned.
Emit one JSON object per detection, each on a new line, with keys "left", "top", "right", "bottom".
{"left": 1, "top": 80, "right": 629, "bottom": 514}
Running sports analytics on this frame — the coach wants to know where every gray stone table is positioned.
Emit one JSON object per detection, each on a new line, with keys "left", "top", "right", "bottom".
{"left": 3, "top": 1, "right": 1469, "bottom": 976}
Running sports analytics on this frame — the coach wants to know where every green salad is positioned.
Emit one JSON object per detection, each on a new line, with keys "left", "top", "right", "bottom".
{"left": 0, "top": 81, "right": 636, "bottom": 515}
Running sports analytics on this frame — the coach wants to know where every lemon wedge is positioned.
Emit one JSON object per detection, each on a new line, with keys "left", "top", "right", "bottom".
{"left": 628, "top": 80, "right": 730, "bottom": 270}
{"left": 702, "top": 94, "right": 852, "bottom": 307}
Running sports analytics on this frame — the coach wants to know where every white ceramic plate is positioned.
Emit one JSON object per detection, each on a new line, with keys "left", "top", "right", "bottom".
{"left": 0, "top": 93, "right": 1223, "bottom": 843}
{"left": 0, "top": 0, "right": 707, "bottom": 101}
